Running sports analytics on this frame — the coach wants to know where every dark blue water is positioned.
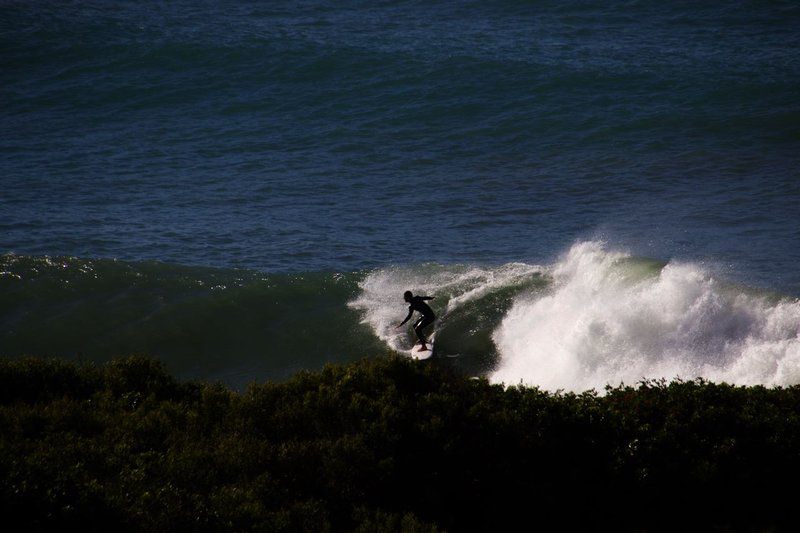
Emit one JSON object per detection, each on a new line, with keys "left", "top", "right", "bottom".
{"left": 2, "top": 1, "right": 800, "bottom": 386}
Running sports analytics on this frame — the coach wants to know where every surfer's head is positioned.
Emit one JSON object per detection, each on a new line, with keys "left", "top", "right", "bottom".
{"left": 403, "top": 290, "right": 413, "bottom": 302}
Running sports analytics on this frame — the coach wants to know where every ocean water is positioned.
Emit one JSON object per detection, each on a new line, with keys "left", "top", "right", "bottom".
{"left": 2, "top": 1, "right": 799, "bottom": 389}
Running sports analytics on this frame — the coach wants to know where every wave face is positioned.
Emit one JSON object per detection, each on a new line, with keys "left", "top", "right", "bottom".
{"left": 0, "top": 253, "right": 381, "bottom": 386}
{"left": 490, "top": 242, "right": 800, "bottom": 391}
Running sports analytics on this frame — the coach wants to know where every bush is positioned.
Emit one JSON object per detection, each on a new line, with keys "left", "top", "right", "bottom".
{"left": 1, "top": 355, "right": 799, "bottom": 531}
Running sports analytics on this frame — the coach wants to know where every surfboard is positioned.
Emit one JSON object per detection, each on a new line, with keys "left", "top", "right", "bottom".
{"left": 410, "top": 335, "right": 435, "bottom": 360}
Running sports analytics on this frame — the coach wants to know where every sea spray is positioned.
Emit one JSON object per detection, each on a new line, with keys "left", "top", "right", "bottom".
{"left": 490, "top": 241, "right": 800, "bottom": 391}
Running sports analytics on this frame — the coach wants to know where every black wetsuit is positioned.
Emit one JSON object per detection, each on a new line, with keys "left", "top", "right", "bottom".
{"left": 408, "top": 296, "right": 435, "bottom": 345}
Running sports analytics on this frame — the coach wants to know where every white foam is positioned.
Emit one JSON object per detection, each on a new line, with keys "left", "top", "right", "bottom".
{"left": 348, "top": 262, "right": 543, "bottom": 351}
{"left": 490, "top": 241, "right": 800, "bottom": 391}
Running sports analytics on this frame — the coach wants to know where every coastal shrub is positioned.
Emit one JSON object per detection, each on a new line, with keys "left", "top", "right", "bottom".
{"left": 1, "top": 355, "right": 799, "bottom": 531}
{"left": 0, "top": 356, "right": 101, "bottom": 403}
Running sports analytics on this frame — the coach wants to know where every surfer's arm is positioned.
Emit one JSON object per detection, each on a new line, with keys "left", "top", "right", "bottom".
{"left": 421, "top": 296, "right": 434, "bottom": 300}
{"left": 396, "top": 310, "right": 413, "bottom": 328}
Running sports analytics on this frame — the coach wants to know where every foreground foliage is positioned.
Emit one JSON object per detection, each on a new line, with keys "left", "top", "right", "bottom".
{"left": 1, "top": 355, "right": 799, "bottom": 531}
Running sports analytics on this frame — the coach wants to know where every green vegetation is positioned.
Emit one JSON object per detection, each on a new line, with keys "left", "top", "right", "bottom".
{"left": 2, "top": 355, "right": 799, "bottom": 531}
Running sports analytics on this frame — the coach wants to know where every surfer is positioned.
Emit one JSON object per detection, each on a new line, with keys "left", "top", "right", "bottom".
{"left": 396, "top": 290, "right": 436, "bottom": 350}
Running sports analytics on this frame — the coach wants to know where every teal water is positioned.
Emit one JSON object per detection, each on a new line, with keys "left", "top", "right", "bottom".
{"left": 2, "top": 1, "right": 799, "bottom": 387}
{"left": 0, "top": 253, "right": 539, "bottom": 387}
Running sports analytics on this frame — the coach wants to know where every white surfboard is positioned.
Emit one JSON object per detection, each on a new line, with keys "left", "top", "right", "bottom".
{"left": 410, "top": 334, "right": 435, "bottom": 360}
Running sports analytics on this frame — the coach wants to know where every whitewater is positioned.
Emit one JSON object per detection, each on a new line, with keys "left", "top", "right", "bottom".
{"left": 352, "top": 241, "right": 800, "bottom": 392}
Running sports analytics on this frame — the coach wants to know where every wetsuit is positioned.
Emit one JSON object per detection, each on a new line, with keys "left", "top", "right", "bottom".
{"left": 406, "top": 296, "right": 436, "bottom": 345}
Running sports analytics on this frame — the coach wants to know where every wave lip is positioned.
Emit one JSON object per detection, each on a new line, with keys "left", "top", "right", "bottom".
{"left": 490, "top": 241, "right": 800, "bottom": 391}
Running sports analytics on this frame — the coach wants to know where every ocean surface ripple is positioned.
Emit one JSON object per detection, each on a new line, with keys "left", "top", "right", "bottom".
{"left": 2, "top": 1, "right": 799, "bottom": 386}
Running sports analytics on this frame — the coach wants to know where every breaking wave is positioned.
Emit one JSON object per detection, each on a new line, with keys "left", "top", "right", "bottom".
{"left": 490, "top": 241, "right": 800, "bottom": 390}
